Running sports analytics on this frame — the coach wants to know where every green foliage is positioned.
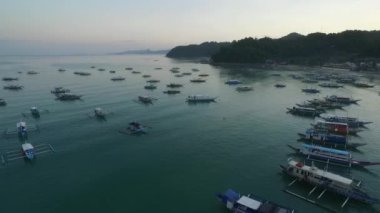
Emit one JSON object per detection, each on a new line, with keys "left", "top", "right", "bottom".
{"left": 211, "top": 30, "right": 380, "bottom": 65}
{"left": 166, "top": 42, "right": 229, "bottom": 58}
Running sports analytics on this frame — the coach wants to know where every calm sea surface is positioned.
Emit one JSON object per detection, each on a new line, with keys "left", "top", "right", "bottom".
{"left": 0, "top": 55, "right": 380, "bottom": 213}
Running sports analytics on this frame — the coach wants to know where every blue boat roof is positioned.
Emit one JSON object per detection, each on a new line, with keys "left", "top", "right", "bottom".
{"left": 303, "top": 144, "right": 349, "bottom": 155}
{"left": 224, "top": 189, "right": 240, "bottom": 201}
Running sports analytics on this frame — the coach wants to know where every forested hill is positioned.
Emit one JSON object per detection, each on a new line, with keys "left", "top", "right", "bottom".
{"left": 166, "top": 42, "right": 229, "bottom": 58}
{"left": 211, "top": 30, "right": 380, "bottom": 65}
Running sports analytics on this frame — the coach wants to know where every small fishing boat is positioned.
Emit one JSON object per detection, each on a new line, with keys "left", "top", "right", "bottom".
{"left": 22, "top": 142, "right": 35, "bottom": 160}
{"left": 182, "top": 72, "right": 192, "bottom": 75}
{"left": 325, "top": 95, "right": 360, "bottom": 104}
{"left": 98, "top": 68, "right": 105, "bottom": 71}
{"left": 274, "top": 83, "right": 286, "bottom": 88}
{"left": 51, "top": 87, "right": 70, "bottom": 94}
{"left": 73, "top": 71, "right": 91, "bottom": 76}
{"left": 132, "top": 71, "right": 141, "bottom": 74}
{"left": 138, "top": 96, "right": 156, "bottom": 103}
{"left": 306, "top": 99, "right": 344, "bottom": 110}
{"left": 27, "top": 71, "right": 39, "bottom": 75}
{"left": 163, "top": 90, "right": 180, "bottom": 95}
{"left": 302, "top": 88, "right": 320, "bottom": 93}
{"left": 288, "top": 144, "right": 380, "bottom": 167}
{"left": 111, "top": 76, "right": 125, "bottom": 81}
{"left": 144, "top": 84, "right": 157, "bottom": 90}
{"left": 225, "top": 79, "right": 242, "bottom": 85}
{"left": 353, "top": 82, "right": 375, "bottom": 88}
{"left": 236, "top": 86, "right": 253, "bottom": 92}
{"left": 190, "top": 78, "right": 206, "bottom": 83}
{"left": 216, "top": 189, "right": 295, "bottom": 213}
{"left": 90, "top": 66, "right": 96, "bottom": 69}
{"left": 30, "top": 107, "right": 40, "bottom": 117}
{"left": 154, "top": 67, "right": 162, "bottom": 70}
{"left": 336, "top": 78, "right": 356, "bottom": 84}
{"left": 170, "top": 70, "right": 180, "bottom": 73}
{"left": 56, "top": 93, "right": 82, "bottom": 101}
{"left": 192, "top": 68, "right": 199, "bottom": 72}
{"left": 58, "top": 68, "right": 66, "bottom": 72}
{"left": 94, "top": 107, "right": 106, "bottom": 118}
{"left": 2, "top": 77, "right": 18, "bottom": 81}
{"left": 142, "top": 74, "right": 151, "bottom": 78}
{"left": 198, "top": 74, "right": 209, "bottom": 77}
{"left": 287, "top": 106, "right": 322, "bottom": 117}
{"left": 174, "top": 74, "right": 183, "bottom": 77}
{"left": 0, "top": 98, "right": 6, "bottom": 106}
{"left": 125, "top": 67, "right": 133, "bottom": 70}
{"left": 186, "top": 95, "right": 217, "bottom": 103}
{"left": 146, "top": 79, "right": 160, "bottom": 83}
{"left": 302, "top": 79, "right": 318, "bottom": 83}
{"left": 320, "top": 115, "right": 372, "bottom": 128}
{"left": 4, "top": 85, "right": 23, "bottom": 90}
{"left": 318, "top": 82, "right": 343, "bottom": 88}
{"left": 167, "top": 83, "right": 183, "bottom": 88}
{"left": 124, "top": 121, "right": 147, "bottom": 134}
{"left": 281, "top": 158, "right": 379, "bottom": 206}
{"left": 16, "top": 121, "right": 28, "bottom": 138}
{"left": 109, "top": 70, "right": 116, "bottom": 73}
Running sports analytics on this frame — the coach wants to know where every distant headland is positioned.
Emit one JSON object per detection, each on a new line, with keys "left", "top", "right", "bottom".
{"left": 167, "top": 30, "right": 380, "bottom": 71}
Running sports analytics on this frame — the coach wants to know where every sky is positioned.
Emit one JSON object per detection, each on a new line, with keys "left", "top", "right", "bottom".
{"left": 0, "top": 0, "right": 379, "bottom": 55}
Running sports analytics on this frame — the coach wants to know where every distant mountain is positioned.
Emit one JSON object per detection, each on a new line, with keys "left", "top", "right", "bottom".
{"left": 112, "top": 49, "right": 169, "bottom": 55}
{"left": 211, "top": 30, "right": 380, "bottom": 66}
{"left": 166, "top": 42, "right": 230, "bottom": 58}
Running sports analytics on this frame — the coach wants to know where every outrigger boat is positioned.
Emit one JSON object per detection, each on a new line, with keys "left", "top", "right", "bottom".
{"left": 4, "top": 85, "right": 23, "bottom": 90}
{"left": 146, "top": 79, "right": 160, "bottom": 83}
{"left": 312, "top": 120, "right": 361, "bottom": 135}
{"left": 325, "top": 95, "right": 360, "bottom": 105}
{"left": 274, "top": 83, "right": 286, "bottom": 88}
{"left": 132, "top": 71, "right": 141, "bottom": 74}
{"left": 302, "top": 88, "right": 320, "bottom": 94}
{"left": 198, "top": 74, "right": 209, "bottom": 77}
{"left": 73, "top": 71, "right": 91, "bottom": 76}
{"left": 167, "top": 83, "right": 183, "bottom": 88}
{"left": 111, "top": 76, "right": 125, "bottom": 81}
{"left": 190, "top": 78, "right": 206, "bottom": 83}
{"left": 2, "top": 77, "right": 18, "bottom": 81}
{"left": 191, "top": 68, "right": 199, "bottom": 72}
{"left": 353, "top": 82, "right": 375, "bottom": 88}
{"left": 27, "top": 71, "right": 39, "bottom": 75}
{"left": 236, "top": 86, "right": 253, "bottom": 92}
{"left": 144, "top": 84, "right": 157, "bottom": 90}
{"left": 163, "top": 90, "right": 180, "bottom": 95}
{"left": 1, "top": 142, "right": 55, "bottom": 165}
{"left": 175, "top": 74, "right": 183, "bottom": 77}
{"left": 3, "top": 121, "right": 39, "bottom": 139}
{"left": 56, "top": 93, "right": 82, "bottom": 101}
{"left": 302, "top": 79, "right": 318, "bottom": 84}
{"left": 119, "top": 121, "right": 148, "bottom": 135}
{"left": 288, "top": 144, "right": 380, "bottom": 167}
{"left": 320, "top": 115, "right": 372, "bottom": 128}
{"left": 216, "top": 189, "right": 295, "bottom": 213}
{"left": 182, "top": 72, "right": 192, "bottom": 75}
{"left": 98, "top": 68, "right": 105, "bottom": 71}
{"left": 58, "top": 68, "right": 66, "bottom": 72}
{"left": 51, "top": 87, "right": 70, "bottom": 95}
{"left": 109, "top": 70, "right": 116, "bottom": 73}
{"left": 287, "top": 106, "right": 322, "bottom": 117}
{"left": 186, "top": 95, "right": 217, "bottom": 103}
{"left": 137, "top": 96, "right": 156, "bottom": 104}
{"left": 0, "top": 98, "right": 6, "bottom": 106}
{"left": 94, "top": 107, "right": 106, "bottom": 118}
{"left": 281, "top": 158, "right": 379, "bottom": 208}
{"left": 225, "top": 79, "right": 243, "bottom": 85}
{"left": 297, "top": 128, "right": 365, "bottom": 149}
{"left": 125, "top": 67, "right": 133, "bottom": 70}
{"left": 318, "top": 82, "right": 343, "bottom": 88}
{"left": 306, "top": 99, "right": 344, "bottom": 110}
{"left": 142, "top": 74, "right": 151, "bottom": 78}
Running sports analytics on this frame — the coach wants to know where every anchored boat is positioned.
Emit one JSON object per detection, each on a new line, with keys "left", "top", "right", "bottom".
{"left": 281, "top": 158, "right": 379, "bottom": 207}
{"left": 302, "top": 88, "right": 320, "bottom": 93}
{"left": 167, "top": 83, "right": 183, "bottom": 88}
{"left": 312, "top": 120, "right": 361, "bottom": 135}
{"left": 163, "top": 90, "right": 180, "bottom": 95}
{"left": 0, "top": 98, "right": 6, "bottom": 106}
{"left": 186, "top": 95, "right": 217, "bottom": 103}
{"left": 111, "top": 76, "right": 125, "bottom": 81}
{"left": 236, "top": 86, "right": 253, "bottom": 92}
{"left": 288, "top": 144, "right": 380, "bottom": 167}
{"left": 2, "top": 77, "right": 18, "bottom": 81}
{"left": 325, "top": 95, "right": 360, "bottom": 105}
{"left": 51, "top": 87, "right": 70, "bottom": 95}
{"left": 320, "top": 115, "right": 372, "bottom": 128}
{"left": 318, "top": 82, "right": 343, "bottom": 88}
{"left": 216, "top": 189, "right": 295, "bottom": 213}
{"left": 287, "top": 106, "right": 322, "bottom": 117}
{"left": 190, "top": 78, "right": 206, "bottom": 83}
{"left": 56, "top": 93, "right": 82, "bottom": 101}
{"left": 225, "top": 79, "right": 242, "bottom": 85}
{"left": 4, "top": 85, "right": 23, "bottom": 90}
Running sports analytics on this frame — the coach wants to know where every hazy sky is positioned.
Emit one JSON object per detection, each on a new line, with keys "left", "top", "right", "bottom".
{"left": 0, "top": 0, "right": 379, "bottom": 55}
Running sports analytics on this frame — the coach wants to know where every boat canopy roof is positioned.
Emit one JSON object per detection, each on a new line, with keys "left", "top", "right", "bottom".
{"left": 22, "top": 143, "right": 34, "bottom": 150}
{"left": 316, "top": 120, "right": 348, "bottom": 126}
{"left": 302, "top": 144, "right": 350, "bottom": 156}
{"left": 237, "top": 196, "right": 262, "bottom": 210}
{"left": 289, "top": 159, "right": 353, "bottom": 185}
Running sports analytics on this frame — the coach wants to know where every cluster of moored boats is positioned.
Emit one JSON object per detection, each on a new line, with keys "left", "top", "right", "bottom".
{"left": 283, "top": 76, "right": 380, "bottom": 210}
